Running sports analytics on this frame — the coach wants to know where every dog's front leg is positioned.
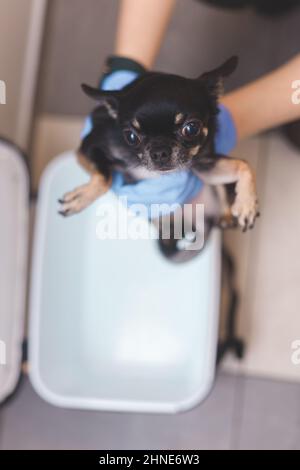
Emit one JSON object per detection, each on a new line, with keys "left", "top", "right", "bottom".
{"left": 58, "top": 152, "right": 112, "bottom": 216}
{"left": 194, "top": 156, "right": 259, "bottom": 231}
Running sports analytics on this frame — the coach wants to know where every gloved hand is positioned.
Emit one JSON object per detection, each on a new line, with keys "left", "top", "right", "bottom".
{"left": 81, "top": 57, "right": 237, "bottom": 218}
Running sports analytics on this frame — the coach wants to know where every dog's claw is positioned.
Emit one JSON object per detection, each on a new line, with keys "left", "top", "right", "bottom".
{"left": 57, "top": 181, "right": 107, "bottom": 217}
{"left": 58, "top": 209, "right": 70, "bottom": 217}
{"left": 57, "top": 188, "right": 86, "bottom": 217}
{"left": 231, "top": 197, "right": 259, "bottom": 232}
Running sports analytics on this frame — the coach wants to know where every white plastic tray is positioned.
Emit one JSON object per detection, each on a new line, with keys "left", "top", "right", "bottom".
{"left": 29, "top": 151, "right": 221, "bottom": 413}
{"left": 0, "top": 139, "right": 29, "bottom": 403}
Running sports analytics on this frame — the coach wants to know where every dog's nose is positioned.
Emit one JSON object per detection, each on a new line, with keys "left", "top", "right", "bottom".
{"left": 151, "top": 147, "right": 171, "bottom": 164}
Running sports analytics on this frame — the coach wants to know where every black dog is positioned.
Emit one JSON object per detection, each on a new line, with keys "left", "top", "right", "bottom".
{"left": 59, "top": 56, "right": 259, "bottom": 233}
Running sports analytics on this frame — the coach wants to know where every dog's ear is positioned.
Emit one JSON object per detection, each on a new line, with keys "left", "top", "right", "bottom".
{"left": 81, "top": 83, "right": 121, "bottom": 119}
{"left": 198, "top": 56, "right": 238, "bottom": 96}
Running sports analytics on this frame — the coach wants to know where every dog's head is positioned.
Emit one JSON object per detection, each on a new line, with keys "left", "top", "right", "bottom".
{"left": 82, "top": 56, "right": 238, "bottom": 172}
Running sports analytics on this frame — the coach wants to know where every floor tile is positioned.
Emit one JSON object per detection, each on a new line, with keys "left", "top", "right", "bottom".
{"left": 2, "top": 373, "right": 300, "bottom": 450}
{"left": 0, "top": 376, "right": 136, "bottom": 450}
{"left": 0, "top": 372, "right": 238, "bottom": 450}
{"left": 0, "top": 410, "right": 4, "bottom": 449}
{"left": 237, "top": 376, "right": 300, "bottom": 450}
{"left": 130, "top": 372, "right": 239, "bottom": 450}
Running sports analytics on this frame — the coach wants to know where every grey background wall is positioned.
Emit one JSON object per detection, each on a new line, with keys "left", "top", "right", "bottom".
{"left": 36, "top": 0, "right": 300, "bottom": 117}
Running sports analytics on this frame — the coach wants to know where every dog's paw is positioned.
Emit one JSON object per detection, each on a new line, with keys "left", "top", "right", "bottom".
{"left": 231, "top": 195, "right": 259, "bottom": 232}
{"left": 58, "top": 185, "right": 96, "bottom": 216}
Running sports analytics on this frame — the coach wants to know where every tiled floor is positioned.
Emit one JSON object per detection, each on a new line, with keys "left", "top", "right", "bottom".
{"left": 238, "top": 376, "right": 300, "bottom": 450}
{"left": 0, "top": 372, "right": 300, "bottom": 450}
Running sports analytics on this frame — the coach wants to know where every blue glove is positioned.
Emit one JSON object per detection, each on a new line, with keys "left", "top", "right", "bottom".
{"left": 82, "top": 61, "right": 237, "bottom": 218}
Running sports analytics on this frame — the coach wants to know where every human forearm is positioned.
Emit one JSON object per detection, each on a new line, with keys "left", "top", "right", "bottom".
{"left": 115, "top": 0, "right": 176, "bottom": 69}
{"left": 222, "top": 54, "right": 300, "bottom": 141}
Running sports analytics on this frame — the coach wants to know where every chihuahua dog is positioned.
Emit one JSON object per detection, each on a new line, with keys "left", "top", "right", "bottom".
{"left": 59, "top": 56, "right": 259, "bottom": 235}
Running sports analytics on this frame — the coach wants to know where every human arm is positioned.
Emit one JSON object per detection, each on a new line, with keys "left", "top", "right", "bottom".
{"left": 115, "top": 0, "right": 176, "bottom": 69}
{"left": 222, "top": 53, "right": 300, "bottom": 141}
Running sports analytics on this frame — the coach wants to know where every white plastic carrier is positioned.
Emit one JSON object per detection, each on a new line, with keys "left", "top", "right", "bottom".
{"left": 0, "top": 139, "right": 29, "bottom": 403}
{"left": 0, "top": 145, "right": 221, "bottom": 413}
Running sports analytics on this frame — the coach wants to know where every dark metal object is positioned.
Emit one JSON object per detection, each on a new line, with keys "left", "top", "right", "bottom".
{"left": 217, "top": 245, "right": 245, "bottom": 365}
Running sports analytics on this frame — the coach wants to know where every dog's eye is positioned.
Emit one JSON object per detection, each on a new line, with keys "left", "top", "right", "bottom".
{"left": 181, "top": 120, "right": 202, "bottom": 139}
{"left": 123, "top": 129, "right": 141, "bottom": 146}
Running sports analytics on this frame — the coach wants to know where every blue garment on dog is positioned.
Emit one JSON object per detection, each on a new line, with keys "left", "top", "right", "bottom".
{"left": 82, "top": 70, "right": 237, "bottom": 218}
